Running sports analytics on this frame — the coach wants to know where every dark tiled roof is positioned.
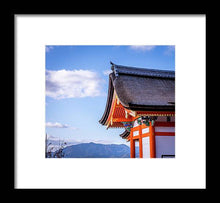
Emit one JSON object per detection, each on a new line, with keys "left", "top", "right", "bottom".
{"left": 99, "top": 62, "right": 175, "bottom": 125}
{"left": 119, "top": 130, "right": 130, "bottom": 139}
{"left": 112, "top": 63, "right": 175, "bottom": 79}
{"left": 112, "top": 62, "right": 175, "bottom": 109}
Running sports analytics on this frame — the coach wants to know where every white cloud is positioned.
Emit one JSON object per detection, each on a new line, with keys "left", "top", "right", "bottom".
{"left": 46, "top": 122, "right": 70, "bottom": 128}
{"left": 103, "top": 70, "right": 112, "bottom": 76}
{"left": 129, "top": 45, "right": 156, "bottom": 52}
{"left": 46, "top": 134, "right": 59, "bottom": 140}
{"left": 46, "top": 69, "right": 103, "bottom": 99}
{"left": 46, "top": 122, "right": 78, "bottom": 130}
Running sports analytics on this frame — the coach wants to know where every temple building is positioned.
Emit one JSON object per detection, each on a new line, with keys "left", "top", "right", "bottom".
{"left": 99, "top": 62, "right": 175, "bottom": 158}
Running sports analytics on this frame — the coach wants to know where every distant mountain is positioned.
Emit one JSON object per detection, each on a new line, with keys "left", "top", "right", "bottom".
{"left": 60, "top": 142, "right": 130, "bottom": 158}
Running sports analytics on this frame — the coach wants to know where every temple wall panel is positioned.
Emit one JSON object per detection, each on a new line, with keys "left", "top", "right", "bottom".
{"left": 155, "top": 136, "right": 175, "bottom": 158}
{"left": 142, "top": 127, "right": 149, "bottom": 134}
{"left": 142, "top": 137, "right": 150, "bottom": 158}
{"left": 133, "top": 130, "right": 139, "bottom": 136}
{"left": 135, "top": 140, "right": 139, "bottom": 158}
{"left": 155, "top": 127, "right": 175, "bottom": 133}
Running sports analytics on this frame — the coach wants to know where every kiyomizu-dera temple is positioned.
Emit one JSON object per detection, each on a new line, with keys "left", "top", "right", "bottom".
{"left": 99, "top": 62, "right": 175, "bottom": 158}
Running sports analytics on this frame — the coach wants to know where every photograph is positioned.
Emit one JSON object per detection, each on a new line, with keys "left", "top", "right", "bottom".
{"left": 45, "top": 45, "right": 175, "bottom": 158}
{"left": 15, "top": 15, "right": 206, "bottom": 189}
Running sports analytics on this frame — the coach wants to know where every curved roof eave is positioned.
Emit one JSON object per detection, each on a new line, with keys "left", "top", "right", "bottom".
{"left": 99, "top": 62, "right": 175, "bottom": 125}
{"left": 99, "top": 73, "right": 114, "bottom": 125}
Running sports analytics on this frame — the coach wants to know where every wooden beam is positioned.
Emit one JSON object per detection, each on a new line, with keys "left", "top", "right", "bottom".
{"left": 129, "top": 110, "right": 137, "bottom": 117}
{"left": 106, "top": 121, "right": 110, "bottom": 129}
{"left": 116, "top": 95, "right": 120, "bottom": 105}
{"left": 149, "top": 122, "right": 156, "bottom": 158}
{"left": 125, "top": 110, "right": 128, "bottom": 119}
{"left": 155, "top": 132, "right": 175, "bottom": 136}
{"left": 137, "top": 111, "right": 175, "bottom": 116}
{"left": 155, "top": 122, "right": 175, "bottom": 127}
{"left": 138, "top": 125, "right": 143, "bottom": 158}
{"left": 124, "top": 109, "right": 137, "bottom": 118}
{"left": 130, "top": 128, "right": 135, "bottom": 158}
{"left": 112, "top": 118, "right": 132, "bottom": 122}
{"left": 106, "top": 92, "right": 117, "bottom": 126}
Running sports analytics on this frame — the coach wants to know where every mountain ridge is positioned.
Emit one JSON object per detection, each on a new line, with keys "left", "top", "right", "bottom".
{"left": 59, "top": 142, "right": 130, "bottom": 158}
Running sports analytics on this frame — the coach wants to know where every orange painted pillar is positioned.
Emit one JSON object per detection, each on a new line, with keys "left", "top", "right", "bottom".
{"left": 149, "top": 122, "right": 156, "bottom": 158}
{"left": 138, "top": 125, "right": 143, "bottom": 158}
{"left": 130, "top": 128, "right": 135, "bottom": 158}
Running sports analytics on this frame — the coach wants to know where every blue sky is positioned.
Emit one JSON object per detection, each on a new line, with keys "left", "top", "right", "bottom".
{"left": 45, "top": 45, "right": 175, "bottom": 146}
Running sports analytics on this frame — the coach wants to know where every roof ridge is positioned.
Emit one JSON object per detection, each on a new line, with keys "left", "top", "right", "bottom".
{"left": 110, "top": 62, "right": 175, "bottom": 79}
